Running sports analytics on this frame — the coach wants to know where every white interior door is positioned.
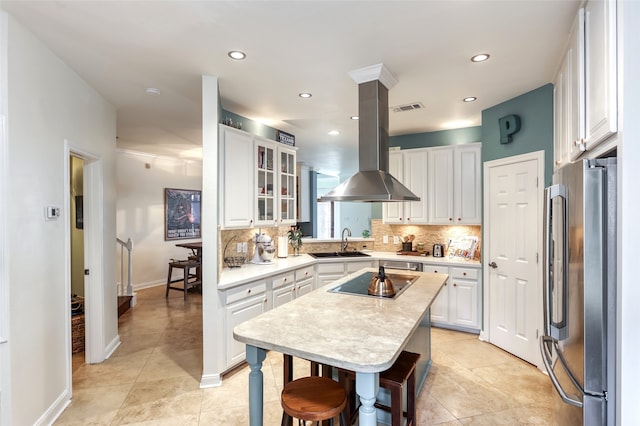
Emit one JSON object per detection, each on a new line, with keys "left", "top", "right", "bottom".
{"left": 483, "top": 152, "right": 543, "bottom": 367}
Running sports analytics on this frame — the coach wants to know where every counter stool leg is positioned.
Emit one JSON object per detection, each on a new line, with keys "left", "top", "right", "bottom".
{"left": 406, "top": 369, "right": 416, "bottom": 426}
{"left": 165, "top": 264, "right": 173, "bottom": 298}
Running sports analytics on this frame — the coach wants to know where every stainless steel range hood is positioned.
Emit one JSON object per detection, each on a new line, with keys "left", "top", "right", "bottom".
{"left": 320, "top": 64, "right": 419, "bottom": 202}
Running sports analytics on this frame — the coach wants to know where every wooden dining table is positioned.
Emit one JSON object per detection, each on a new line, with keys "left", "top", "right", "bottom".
{"left": 175, "top": 241, "right": 202, "bottom": 281}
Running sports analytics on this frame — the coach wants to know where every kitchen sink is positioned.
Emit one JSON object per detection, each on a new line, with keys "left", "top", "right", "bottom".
{"left": 308, "top": 251, "right": 371, "bottom": 258}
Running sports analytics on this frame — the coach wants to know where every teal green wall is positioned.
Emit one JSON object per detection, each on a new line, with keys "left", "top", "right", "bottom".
{"left": 390, "top": 126, "right": 482, "bottom": 149}
{"left": 481, "top": 83, "right": 554, "bottom": 185}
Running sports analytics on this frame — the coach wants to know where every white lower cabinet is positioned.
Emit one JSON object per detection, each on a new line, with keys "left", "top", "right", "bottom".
{"left": 423, "top": 265, "right": 450, "bottom": 324}
{"left": 424, "top": 264, "right": 480, "bottom": 332}
{"left": 223, "top": 264, "right": 317, "bottom": 371}
{"left": 272, "top": 271, "right": 296, "bottom": 309}
{"left": 316, "top": 260, "right": 376, "bottom": 288}
{"left": 295, "top": 265, "right": 315, "bottom": 297}
{"left": 224, "top": 280, "right": 268, "bottom": 370}
{"left": 316, "top": 262, "right": 346, "bottom": 288}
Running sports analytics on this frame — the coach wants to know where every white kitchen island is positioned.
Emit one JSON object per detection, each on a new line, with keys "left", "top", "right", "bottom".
{"left": 234, "top": 267, "right": 448, "bottom": 426}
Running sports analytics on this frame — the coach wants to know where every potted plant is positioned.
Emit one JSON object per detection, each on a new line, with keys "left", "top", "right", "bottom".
{"left": 287, "top": 227, "right": 303, "bottom": 256}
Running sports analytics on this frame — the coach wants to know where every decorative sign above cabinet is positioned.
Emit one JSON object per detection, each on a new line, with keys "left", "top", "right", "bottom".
{"left": 276, "top": 130, "right": 296, "bottom": 147}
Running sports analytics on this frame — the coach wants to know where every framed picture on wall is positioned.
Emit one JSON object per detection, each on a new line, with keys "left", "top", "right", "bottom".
{"left": 164, "top": 188, "right": 201, "bottom": 240}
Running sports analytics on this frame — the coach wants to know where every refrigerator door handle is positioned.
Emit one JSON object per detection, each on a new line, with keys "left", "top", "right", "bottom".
{"left": 544, "top": 184, "right": 569, "bottom": 341}
{"left": 540, "top": 336, "right": 584, "bottom": 408}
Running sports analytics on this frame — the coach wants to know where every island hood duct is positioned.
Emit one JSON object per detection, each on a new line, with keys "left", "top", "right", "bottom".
{"left": 319, "top": 64, "right": 420, "bottom": 202}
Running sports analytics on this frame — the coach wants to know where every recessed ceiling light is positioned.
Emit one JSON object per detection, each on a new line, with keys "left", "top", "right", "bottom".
{"left": 328, "top": 130, "right": 340, "bottom": 136}
{"left": 145, "top": 87, "right": 161, "bottom": 95}
{"left": 350, "top": 116, "right": 359, "bottom": 120}
{"left": 463, "top": 96, "right": 477, "bottom": 102}
{"left": 471, "top": 53, "right": 490, "bottom": 63}
{"left": 228, "top": 50, "right": 246, "bottom": 60}
{"left": 299, "top": 92, "right": 312, "bottom": 98}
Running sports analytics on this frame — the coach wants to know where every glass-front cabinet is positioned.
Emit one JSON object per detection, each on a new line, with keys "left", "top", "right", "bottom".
{"left": 255, "top": 137, "right": 297, "bottom": 227}
{"left": 280, "top": 149, "right": 296, "bottom": 223}
{"left": 256, "top": 143, "right": 276, "bottom": 224}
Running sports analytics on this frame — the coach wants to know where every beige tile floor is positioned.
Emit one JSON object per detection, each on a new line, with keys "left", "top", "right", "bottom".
{"left": 56, "top": 285, "right": 555, "bottom": 425}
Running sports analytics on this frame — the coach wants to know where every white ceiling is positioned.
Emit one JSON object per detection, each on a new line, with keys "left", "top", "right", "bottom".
{"left": 2, "top": 0, "right": 580, "bottom": 177}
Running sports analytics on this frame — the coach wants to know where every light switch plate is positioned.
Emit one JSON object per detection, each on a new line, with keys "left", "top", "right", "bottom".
{"left": 393, "top": 236, "right": 400, "bottom": 244}
{"left": 383, "top": 235, "right": 388, "bottom": 244}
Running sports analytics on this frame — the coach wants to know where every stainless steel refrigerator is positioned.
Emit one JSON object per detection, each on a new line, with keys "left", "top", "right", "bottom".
{"left": 541, "top": 157, "right": 617, "bottom": 425}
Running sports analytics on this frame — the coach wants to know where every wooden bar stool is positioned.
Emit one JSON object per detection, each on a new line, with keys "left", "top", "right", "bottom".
{"left": 282, "top": 355, "right": 333, "bottom": 426}
{"left": 165, "top": 259, "right": 201, "bottom": 300}
{"left": 281, "top": 376, "right": 348, "bottom": 426}
{"left": 338, "top": 351, "right": 420, "bottom": 426}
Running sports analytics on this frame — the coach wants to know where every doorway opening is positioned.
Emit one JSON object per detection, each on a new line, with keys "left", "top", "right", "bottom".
{"left": 69, "top": 155, "right": 86, "bottom": 373}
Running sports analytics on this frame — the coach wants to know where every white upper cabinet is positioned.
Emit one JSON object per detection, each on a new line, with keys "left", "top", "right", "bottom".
{"left": 428, "top": 147, "right": 454, "bottom": 224}
{"left": 255, "top": 137, "right": 297, "bottom": 227}
{"left": 219, "top": 125, "right": 254, "bottom": 229}
{"left": 429, "top": 144, "right": 481, "bottom": 225}
{"left": 219, "top": 125, "right": 296, "bottom": 229}
{"left": 553, "top": 1, "right": 617, "bottom": 168}
{"left": 454, "top": 144, "right": 482, "bottom": 224}
{"left": 383, "top": 149, "right": 428, "bottom": 224}
{"left": 383, "top": 151, "right": 404, "bottom": 224}
{"left": 553, "top": 55, "right": 568, "bottom": 169}
{"left": 584, "top": 0, "right": 617, "bottom": 149}
{"left": 568, "top": 8, "right": 586, "bottom": 161}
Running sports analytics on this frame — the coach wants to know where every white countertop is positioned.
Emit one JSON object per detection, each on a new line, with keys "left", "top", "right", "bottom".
{"left": 218, "top": 251, "right": 479, "bottom": 289}
{"left": 233, "top": 268, "right": 448, "bottom": 372}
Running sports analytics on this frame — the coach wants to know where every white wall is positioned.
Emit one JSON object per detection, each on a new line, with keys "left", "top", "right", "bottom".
{"left": 5, "top": 12, "right": 117, "bottom": 425}
{"left": 619, "top": 1, "right": 640, "bottom": 423}
{"left": 116, "top": 150, "right": 202, "bottom": 289}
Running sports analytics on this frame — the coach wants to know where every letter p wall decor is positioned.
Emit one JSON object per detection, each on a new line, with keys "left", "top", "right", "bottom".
{"left": 498, "top": 114, "right": 521, "bottom": 144}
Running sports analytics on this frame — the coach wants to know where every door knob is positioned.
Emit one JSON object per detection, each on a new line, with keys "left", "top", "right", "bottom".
{"left": 488, "top": 261, "right": 498, "bottom": 269}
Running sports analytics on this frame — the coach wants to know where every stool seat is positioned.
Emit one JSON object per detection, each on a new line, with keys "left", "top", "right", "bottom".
{"left": 166, "top": 259, "right": 202, "bottom": 300}
{"left": 281, "top": 376, "right": 347, "bottom": 425}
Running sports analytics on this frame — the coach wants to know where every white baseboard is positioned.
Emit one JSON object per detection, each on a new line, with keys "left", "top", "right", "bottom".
{"left": 133, "top": 279, "right": 165, "bottom": 291}
{"left": 200, "top": 373, "right": 222, "bottom": 388}
{"left": 103, "top": 334, "right": 121, "bottom": 360}
{"left": 34, "top": 387, "right": 70, "bottom": 426}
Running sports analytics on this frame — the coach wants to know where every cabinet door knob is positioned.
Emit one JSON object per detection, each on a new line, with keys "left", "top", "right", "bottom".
{"left": 449, "top": 217, "right": 453, "bottom": 221}
{"left": 247, "top": 289, "right": 251, "bottom": 294}
{"left": 457, "top": 217, "right": 461, "bottom": 221}
{"left": 488, "top": 261, "right": 498, "bottom": 269}
{"left": 463, "top": 272, "right": 467, "bottom": 276}
{"left": 453, "top": 283, "right": 457, "bottom": 287}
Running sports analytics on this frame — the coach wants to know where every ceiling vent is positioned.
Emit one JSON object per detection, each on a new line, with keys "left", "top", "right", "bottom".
{"left": 392, "top": 102, "right": 425, "bottom": 113}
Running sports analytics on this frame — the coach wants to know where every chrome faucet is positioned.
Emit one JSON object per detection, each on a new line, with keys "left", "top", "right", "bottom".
{"left": 341, "top": 227, "right": 352, "bottom": 252}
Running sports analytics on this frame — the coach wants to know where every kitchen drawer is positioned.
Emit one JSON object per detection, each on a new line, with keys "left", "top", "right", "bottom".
{"left": 225, "top": 280, "right": 267, "bottom": 305}
{"left": 450, "top": 267, "right": 478, "bottom": 280}
{"left": 272, "top": 272, "right": 295, "bottom": 289}
{"left": 346, "top": 261, "right": 374, "bottom": 273}
{"left": 317, "top": 262, "right": 344, "bottom": 274}
{"left": 295, "top": 265, "right": 315, "bottom": 281}
{"left": 423, "top": 265, "right": 449, "bottom": 274}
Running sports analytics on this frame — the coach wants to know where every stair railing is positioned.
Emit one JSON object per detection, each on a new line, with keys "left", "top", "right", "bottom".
{"left": 116, "top": 237, "right": 134, "bottom": 297}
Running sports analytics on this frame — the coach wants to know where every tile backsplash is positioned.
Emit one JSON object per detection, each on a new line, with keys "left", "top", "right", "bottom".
{"left": 370, "top": 220, "right": 481, "bottom": 258}
{"left": 219, "top": 221, "right": 481, "bottom": 269}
